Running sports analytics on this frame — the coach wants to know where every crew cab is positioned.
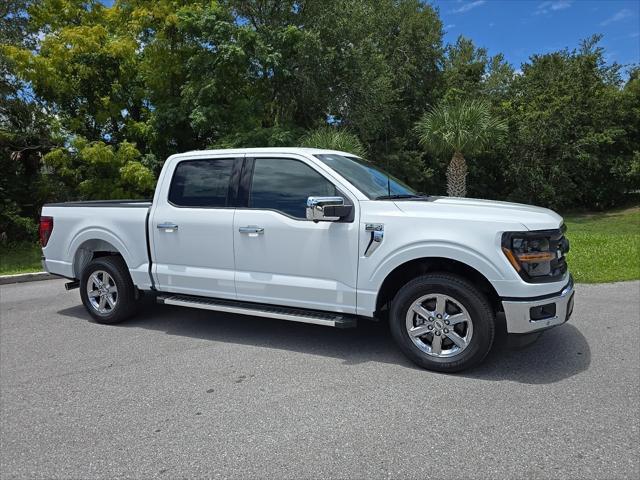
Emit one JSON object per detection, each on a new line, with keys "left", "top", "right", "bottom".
{"left": 40, "top": 148, "right": 574, "bottom": 372}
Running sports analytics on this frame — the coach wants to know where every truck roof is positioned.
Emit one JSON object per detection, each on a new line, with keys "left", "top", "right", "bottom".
{"left": 167, "top": 147, "right": 357, "bottom": 160}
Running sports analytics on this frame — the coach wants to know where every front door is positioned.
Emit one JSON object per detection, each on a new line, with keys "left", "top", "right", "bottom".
{"left": 233, "top": 156, "right": 360, "bottom": 313}
{"left": 151, "top": 156, "right": 239, "bottom": 298}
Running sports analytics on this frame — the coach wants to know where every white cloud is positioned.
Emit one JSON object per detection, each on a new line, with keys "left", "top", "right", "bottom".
{"left": 444, "top": 24, "right": 456, "bottom": 30}
{"left": 535, "top": 1, "right": 572, "bottom": 15}
{"left": 450, "top": 1, "right": 486, "bottom": 14}
{"left": 600, "top": 9, "right": 633, "bottom": 26}
{"left": 630, "top": 32, "right": 640, "bottom": 38}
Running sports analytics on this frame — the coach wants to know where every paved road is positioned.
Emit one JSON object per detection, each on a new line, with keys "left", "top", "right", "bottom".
{"left": 1, "top": 279, "right": 638, "bottom": 479}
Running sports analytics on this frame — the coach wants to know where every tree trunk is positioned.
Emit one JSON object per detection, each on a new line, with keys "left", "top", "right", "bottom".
{"left": 446, "top": 151, "right": 467, "bottom": 197}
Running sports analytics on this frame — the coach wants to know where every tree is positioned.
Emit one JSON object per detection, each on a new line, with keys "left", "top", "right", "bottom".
{"left": 1, "top": 0, "right": 637, "bottom": 223}
{"left": 440, "top": 36, "right": 488, "bottom": 103}
{"left": 503, "top": 36, "right": 638, "bottom": 209}
{"left": 1, "top": 0, "right": 61, "bottom": 241}
{"left": 43, "top": 139, "right": 155, "bottom": 200}
{"left": 300, "top": 127, "right": 366, "bottom": 157}
{"left": 5, "top": 0, "right": 144, "bottom": 143}
{"left": 415, "top": 99, "right": 507, "bottom": 197}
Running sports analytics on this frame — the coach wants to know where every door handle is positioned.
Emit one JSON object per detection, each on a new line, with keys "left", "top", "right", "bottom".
{"left": 239, "top": 226, "right": 264, "bottom": 234}
{"left": 157, "top": 223, "right": 179, "bottom": 231}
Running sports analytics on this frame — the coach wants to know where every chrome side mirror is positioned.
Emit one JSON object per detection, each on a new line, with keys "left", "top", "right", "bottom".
{"left": 306, "top": 196, "right": 352, "bottom": 222}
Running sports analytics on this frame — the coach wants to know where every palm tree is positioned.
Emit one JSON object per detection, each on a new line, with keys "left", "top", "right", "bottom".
{"left": 300, "top": 127, "right": 367, "bottom": 158}
{"left": 415, "top": 99, "right": 507, "bottom": 197}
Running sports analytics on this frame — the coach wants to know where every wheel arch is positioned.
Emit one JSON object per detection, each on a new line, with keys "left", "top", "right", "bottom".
{"left": 70, "top": 234, "right": 131, "bottom": 279}
{"left": 375, "top": 257, "right": 501, "bottom": 317}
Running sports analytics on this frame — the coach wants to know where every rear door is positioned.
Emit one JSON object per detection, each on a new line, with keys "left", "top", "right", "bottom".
{"left": 151, "top": 155, "right": 241, "bottom": 298}
{"left": 233, "top": 155, "right": 360, "bottom": 313}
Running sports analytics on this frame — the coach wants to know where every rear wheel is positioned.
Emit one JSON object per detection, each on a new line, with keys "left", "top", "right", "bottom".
{"left": 79, "top": 256, "right": 138, "bottom": 324}
{"left": 389, "top": 273, "right": 495, "bottom": 372}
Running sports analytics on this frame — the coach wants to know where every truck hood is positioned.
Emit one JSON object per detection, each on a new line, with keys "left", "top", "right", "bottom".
{"left": 394, "top": 196, "right": 563, "bottom": 231}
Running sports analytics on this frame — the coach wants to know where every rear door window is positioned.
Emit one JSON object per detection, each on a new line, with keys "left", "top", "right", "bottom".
{"left": 168, "top": 159, "right": 234, "bottom": 207}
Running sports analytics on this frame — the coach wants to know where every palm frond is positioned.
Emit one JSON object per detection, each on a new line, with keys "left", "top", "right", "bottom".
{"left": 415, "top": 99, "right": 507, "bottom": 156}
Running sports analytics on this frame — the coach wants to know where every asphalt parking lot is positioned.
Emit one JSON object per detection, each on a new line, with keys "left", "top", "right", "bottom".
{"left": 1, "top": 279, "right": 638, "bottom": 479}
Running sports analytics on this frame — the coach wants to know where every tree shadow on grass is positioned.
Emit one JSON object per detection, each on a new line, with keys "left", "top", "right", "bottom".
{"left": 58, "top": 298, "right": 590, "bottom": 385}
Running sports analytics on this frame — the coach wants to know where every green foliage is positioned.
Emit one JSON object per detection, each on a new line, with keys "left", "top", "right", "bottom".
{"left": 1, "top": 2, "right": 639, "bottom": 243}
{"left": 502, "top": 37, "right": 639, "bottom": 209}
{"left": 300, "top": 128, "right": 367, "bottom": 158}
{"left": 0, "top": 203, "right": 37, "bottom": 243}
{"left": 441, "top": 36, "right": 489, "bottom": 103}
{"left": 120, "top": 161, "right": 156, "bottom": 192}
{"left": 6, "top": 6, "right": 141, "bottom": 142}
{"left": 212, "top": 126, "right": 304, "bottom": 149}
{"left": 43, "top": 140, "right": 154, "bottom": 200}
{"left": 1, "top": 0, "right": 62, "bottom": 242}
{"left": 415, "top": 99, "right": 507, "bottom": 157}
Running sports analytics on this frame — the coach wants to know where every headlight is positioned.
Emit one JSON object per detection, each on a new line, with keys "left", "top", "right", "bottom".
{"left": 502, "top": 227, "right": 569, "bottom": 283}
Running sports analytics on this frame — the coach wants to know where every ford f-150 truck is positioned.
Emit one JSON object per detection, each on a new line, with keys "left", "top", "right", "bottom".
{"left": 40, "top": 148, "right": 574, "bottom": 372}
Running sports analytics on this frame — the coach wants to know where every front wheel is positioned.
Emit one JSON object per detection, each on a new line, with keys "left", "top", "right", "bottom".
{"left": 79, "top": 256, "right": 138, "bottom": 324}
{"left": 389, "top": 273, "right": 495, "bottom": 372}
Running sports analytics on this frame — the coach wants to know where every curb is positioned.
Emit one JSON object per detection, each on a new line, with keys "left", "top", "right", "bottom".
{"left": 0, "top": 272, "right": 58, "bottom": 285}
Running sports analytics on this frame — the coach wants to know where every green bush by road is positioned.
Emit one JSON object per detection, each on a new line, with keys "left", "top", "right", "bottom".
{"left": 2, "top": 208, "right": 638, "bottom": 282}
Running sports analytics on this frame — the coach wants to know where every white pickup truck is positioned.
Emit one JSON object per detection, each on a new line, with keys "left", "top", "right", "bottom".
{"left": 41, "top": 148, "right": 574, "bottom": 372}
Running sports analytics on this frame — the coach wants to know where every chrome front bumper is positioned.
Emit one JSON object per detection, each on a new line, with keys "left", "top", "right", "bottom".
{"left": 502, "top": 276, "right": 575, "bottom": 334}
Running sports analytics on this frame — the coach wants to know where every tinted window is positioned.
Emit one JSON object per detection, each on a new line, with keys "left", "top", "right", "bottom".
{"left": 249, "top": 158, "right": 336, "bottom": 218}
{"left": 169, "top": 159, "right": 234, "bottom": 207}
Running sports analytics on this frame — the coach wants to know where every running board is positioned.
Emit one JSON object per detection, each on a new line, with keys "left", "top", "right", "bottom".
{"left": 156, "top": 294, "right": 357, "bottom": 328}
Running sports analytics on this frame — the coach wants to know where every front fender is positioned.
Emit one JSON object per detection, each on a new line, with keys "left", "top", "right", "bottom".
{"left": 369, "top": 240, "right": 508, "bottom": 288}
{"left": 356, "top": 240, "right": 515, "bottom": 317}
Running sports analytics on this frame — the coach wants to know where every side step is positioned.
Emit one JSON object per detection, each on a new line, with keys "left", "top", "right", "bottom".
{"left": 156, "top": 294, "right": 357, "bottom": 328}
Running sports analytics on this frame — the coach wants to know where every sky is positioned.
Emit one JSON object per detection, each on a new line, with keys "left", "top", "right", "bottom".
{"left": 432, "top": 0, "right": 640, "bottom": 71}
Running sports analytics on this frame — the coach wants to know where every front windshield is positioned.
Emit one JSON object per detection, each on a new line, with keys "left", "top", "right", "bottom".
{"left": 314, "top": 154, "right": 418, "bottom": 200}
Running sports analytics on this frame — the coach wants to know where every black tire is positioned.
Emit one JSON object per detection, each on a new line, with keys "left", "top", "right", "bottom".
{"left": 79, "top": 256, "right": 138, "bottom": 324}
{"left": 389, "top": 273, "right": 495, "bottom": 373}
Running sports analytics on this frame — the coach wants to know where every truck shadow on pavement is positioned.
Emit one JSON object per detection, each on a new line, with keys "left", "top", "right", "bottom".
{"left": 58, "top": 298, "right": 590, "bottom": 385}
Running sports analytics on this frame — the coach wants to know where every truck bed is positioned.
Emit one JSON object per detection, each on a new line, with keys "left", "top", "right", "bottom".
{"left": 41, "top": 201, "right": 153, "bottom": 289}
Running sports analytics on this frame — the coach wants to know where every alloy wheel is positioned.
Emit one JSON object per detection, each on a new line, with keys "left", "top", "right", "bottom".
{"left": 86, "top": 270, "right": 118, "bottom": 315}
{"left": 405, "top": 293, "right": 474, "bottom": 358}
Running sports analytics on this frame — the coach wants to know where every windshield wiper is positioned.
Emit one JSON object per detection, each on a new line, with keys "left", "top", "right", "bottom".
{"left": 375, "top": 193, "right": 427, "bottom": 200}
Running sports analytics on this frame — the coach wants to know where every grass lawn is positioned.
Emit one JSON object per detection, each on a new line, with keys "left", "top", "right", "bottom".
{"left": 1, "top": 207, "right": 638, "bottom": 282}
{"left": 564, "top": 206, "right": 639, "bottom": 283}
{"left": 0, "top": 242, "right": 42, "bottom": 276}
